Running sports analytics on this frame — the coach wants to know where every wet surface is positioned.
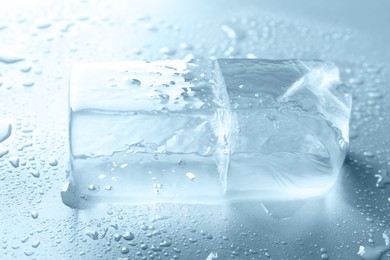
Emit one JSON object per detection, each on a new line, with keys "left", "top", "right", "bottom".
{"left": 1, "top": 0, "right": 390, "bottom": 259}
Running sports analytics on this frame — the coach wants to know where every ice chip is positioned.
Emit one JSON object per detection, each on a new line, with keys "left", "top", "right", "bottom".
{"left": 217, "top": 59, "right": 351, "bottom": 200}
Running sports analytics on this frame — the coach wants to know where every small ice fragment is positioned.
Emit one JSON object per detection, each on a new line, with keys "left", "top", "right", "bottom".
{"left": 186, "top": 172, "right": 196, "bottom": 181}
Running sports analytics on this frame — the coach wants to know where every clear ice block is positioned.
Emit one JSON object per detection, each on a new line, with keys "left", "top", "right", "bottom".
{"left": 217, "top": 59, "right": 351, "bottom": 199}
{"left": 64, "top": 60, "right": 230, "bottom": 206}
{"left": 63, "top": 59, "right": 351, "bottom": 207}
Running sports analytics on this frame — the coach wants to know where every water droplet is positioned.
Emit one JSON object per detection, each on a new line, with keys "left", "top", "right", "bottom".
{"left": 160, "top": 47, "right": 176, "bottom": 55}
{"left": 31, "top": 241, "right": 40, "bottom": 248}
{"left": 132, "top": 48, "right": 142, "bottom": 55}
{"left": 0, "top": 122, "right": 12, "bottom": 143}
{"left": 160, "top": 240, "right": 172, "bottom": 247}
{"left": 20, "top": 65, "right": 32, "bottom": 73}
{"left": 206, "top": 252, "right": 218, "bottom": 260}
{"left": 186, "top": 172, "right": 196, "bottom": 181}
{"left": 31, "top": 211, "right": 39, "bottom": 219}
{"left": 363, "top": 151, "right": 374, "bottom": 157}
{"left": 179, "top": 42, "right": 193, "bottom": 50}
{"left": 159, "top": 94, "right": 170, "bottom": 104}
{"left": 357, "top": 231, "right": 390, "bottom": 260}
{"left": 0, "top": 149, "right": 9, "bottom": 158}
{"left": 121, "top": 247, "right": 129, "bottom": 254}
{"left": 36, "top": 20, "right": 51, "bottom": 29}
{"left": 48, "top": 158, "right": 58, "bottom": 166}
{"left": 221, "top": 24, "right": 245, "bottom": 40}
{"left": 89, "top": 184, "right": 99, "bottom": 191}
{"left": 9, "top": 158, "right": 20, "bottom": 168}
{"left": 23, "top": 81, "right": 34, "bottom": 87}
{"left": 85, "top": 229, "right": 98, "bottom": 240}
{"left": 21, "top": 236, "right": 29, "bottom": 243}
{"left": 30, "top": 171, "right": 40, "bottom": 178}
{"left": 123, "top": 231, "right": 134, "bottom": 241}
{"left": 114, "top": 233, "right": 121, "bottom": 241}
{"left": 246, "top": 53, "right": 257, "bottom": 59}
{"left": 126, "top": 78, "right": 141, "bottom": 86}
{"left": 0, "top": 51, "right": 25, "bottom": 64}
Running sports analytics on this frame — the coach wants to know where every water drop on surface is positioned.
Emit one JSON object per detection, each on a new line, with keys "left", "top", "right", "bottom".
{"left": 85, "top": 230, "right": 98, "bottom": 240}
{"left": 31, "top": 211, "right": 39, "bottom": 219}
{"left": 48, "top": 158, "right": 58, "bottom": 166}
{"left": 159, "top": 240, "right": 172, "bottom": 247}
{"left": 31, "top": 241, "right": 40, "bottom": 248}
{"left": 206, "top": 252, "right": 218, "bottom": 260}
{"left": 121, "top": 247, "right": 129, "bottom": 254}
{"left": 160, "top": 47, "right": 176, "bottom": 55}
{"left": 36, "top": 20, "right": 51, "bottom": 29}
{"left": 30, "top": 171, "right": 40, "bottom": 178}
{"left": 321, "top": 253, "right": 329, "bottom": 259}
{"left": 114, "top": 233, "right": 121, "bottom": 241}
{"left": 127, "top": 78, "right": 141, "bottom": 86}
{"left": 186, "top": 172, "right": 196, "bottom": 181}
{"left": 0, "top": 51, "right": 25, "bottom": 64}
{"left": 20, "top": 65, "right": 32, "bottom": 73}
{"left": 221, "top": 24, "right": 245, "bottom": 40}
{"left": 123, "top": 231, "right": 135, "bottom": 241}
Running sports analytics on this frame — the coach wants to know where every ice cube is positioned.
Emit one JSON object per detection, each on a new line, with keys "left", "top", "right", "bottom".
{"left": 217, "top": 59, "right": 351, "bottom": 199}
{"left": 65, "top": 60, "right": 230, "bottom": 207}
{"left": 63, "top": 59, "right": 351, "bottom": 207}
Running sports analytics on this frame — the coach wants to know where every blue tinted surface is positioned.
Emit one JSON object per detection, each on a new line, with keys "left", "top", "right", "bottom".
{"left": 0, "top": 1, "right": 390, "bottom": 259}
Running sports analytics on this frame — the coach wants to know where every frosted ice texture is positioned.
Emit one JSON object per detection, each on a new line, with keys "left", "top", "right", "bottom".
{"left": 63, "top": 59, "right": 351, "bottom": 207}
